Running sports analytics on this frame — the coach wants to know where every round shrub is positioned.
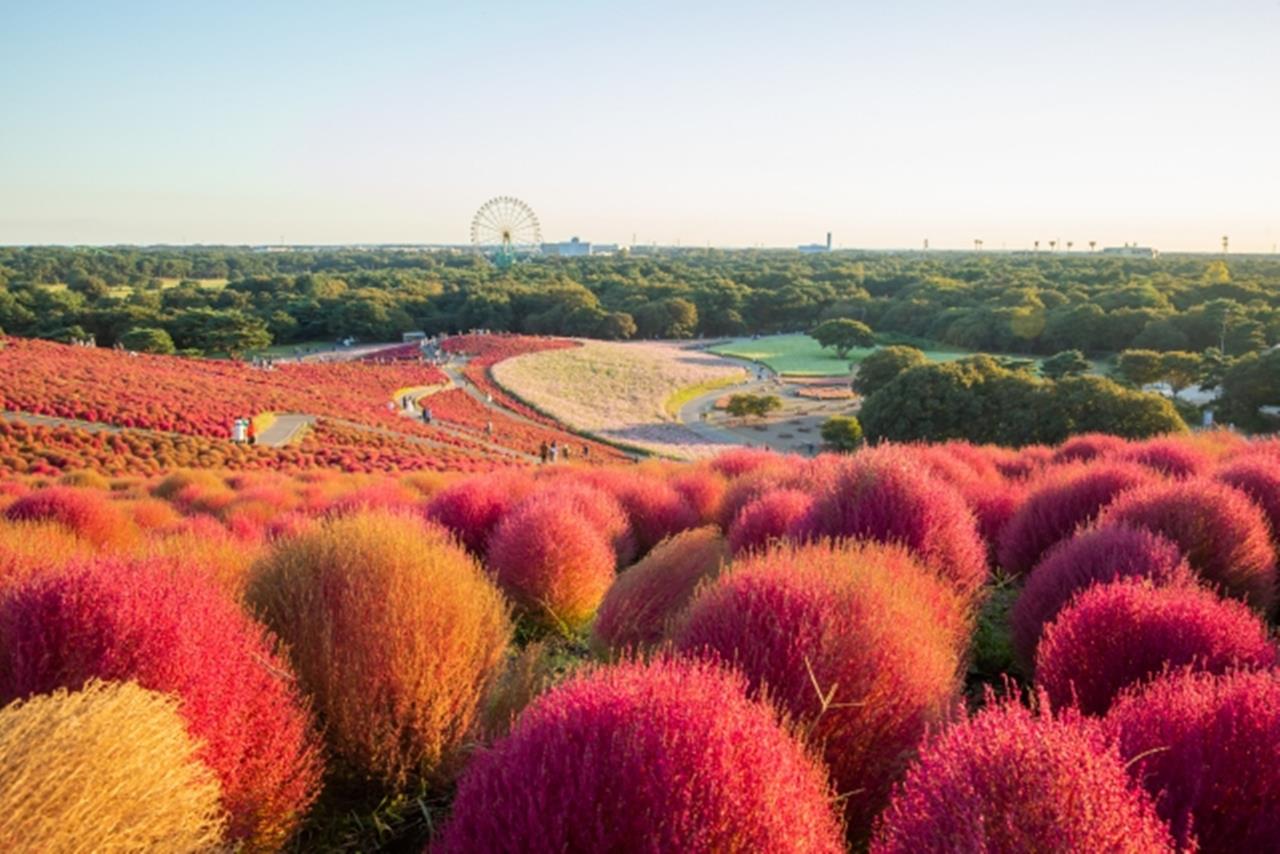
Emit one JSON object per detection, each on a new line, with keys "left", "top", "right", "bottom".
{"left": 1120, "top": 437, "right": 1211, "bottom": 478}
{"left": 485, "top": 493, "right": 615, "bottom": 633}
{"left": 727, "top": 488, "right": 813, "bottom": 554}
{"left": 1035, "top": 579, "right": 1276, "bottom": 715}
{"left": 1214, "top": 456, "right": 1280, "bottom": 545}
{"left": 3, "top": 485, "right": 136, "bottom": 549}
{"left": 591, "top": 526, "right": 727, "bottom": 654}
{"left": 434, "top": 658, "right": 846, "bottom": 853}
{"left": 249, "top": 512, "right": 511, "bottom": 789}
{"left": 0, "top": 679, "right": 226, "bottom": 850}
{"left": 607, "top": 474, "right": 700, "bottom": 555}
{"left": 668, "top": 468, "right": 728, "bottom": 526}
{"left": 997, "top": 462, "right": 1157, "bottom": 577}
{"left": 424, "top": 472, "right": 534, "bottom": 556}
{"left": 1101, "top": 479, "right": 1278, "bottom": 614}
{"left": 1051, "top": 432, "right": 1128, "bottom": 464}
{"left": 0, "top": 558, "right": 322, "bottom": 848}
{"left": 797, "top": 449, "right": 988, "bottom": 599}
{"left": 871, "top": 698, "right": 1175, "bottom": 853}
{"left": 1011, "top": 524, "right": 1193, "bottom": 670}
{"left": 1107, "top": 670, "right": 1280, "bottom": 851}
{"left": 673, "top": 540, "right": 965, "bottom": 839}
{"left": 529, "top": 478, "right": 635, "bottom": 567}
{"left": 716, "top": 466, "right": 796, "bottom": 530}
{"left": 709, "top": 446, "right": 787, "bottom": 478}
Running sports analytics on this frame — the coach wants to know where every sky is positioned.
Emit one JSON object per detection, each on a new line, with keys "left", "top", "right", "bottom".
{"left": 1, "top": 0, "right": 1278, "bottom": 251}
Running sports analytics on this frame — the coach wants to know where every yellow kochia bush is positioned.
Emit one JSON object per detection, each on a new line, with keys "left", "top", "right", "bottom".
{"left": 248, "top": 511, "right": 512, "bottom": 789}
{"left": 0, "top": 680, "right": 225, "bottom": 851}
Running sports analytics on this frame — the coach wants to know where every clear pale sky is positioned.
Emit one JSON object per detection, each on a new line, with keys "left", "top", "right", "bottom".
{"left": 2, "top": 1, "right": 1277, "bottom": 251}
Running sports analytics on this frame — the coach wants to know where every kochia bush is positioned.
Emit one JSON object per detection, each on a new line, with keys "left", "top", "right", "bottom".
{"left": 727, "top": 488, "right": 813, "bottom": 554}
{"left": 673, "top": 540, "right": 966, "bottom": 839}
{"left": 1120, "top": 437, "right": 1211, "bottom": 479}
{"left": 1107, "top": 670, "right": 1280, "bottom": 851}
{"left": 3, "top": 485, "right": 136, "bottom": 549}
{"left": 0, "top": 680, "right": 226, "bottom": 851}
{"left": 591, "top": 526, "right": 728, "bottom": 654}
{"left": 997, "top": 462, "right": 1157, "bottom": 577}
{"left": 1011, "top": 524, "right": 1193, "bottom": 670}
{"left": 1035, "top": 579, "right": 1276, "bottom": 715}
{"left": 795, "top": 448, "right": 988, "bottom": 599}
{"left": 1214, "top": 456, "right": 1280, "bottom": 546}
{"left": 434, "top": 658, "right": 846, "bottom": 853}
{"left": 485, "top": 492, "right": 615, "bottom": 633}
{"left": 424, "top": 472, "right": 534, "bottom": 555}
{"left": 248, "top": 512, "right": 511, "bottom": 789}
{"left": 1051, "top": 432, "right": 1128, "bottom": 464}
{"left": 0, "top": 558, "right": 322, "bottom": 848}
{"left": 1101, "top": 479, "right": 1278, "bottom": 614}
{"left": 871, "top": 698, "right": 1175, "bottom": 853}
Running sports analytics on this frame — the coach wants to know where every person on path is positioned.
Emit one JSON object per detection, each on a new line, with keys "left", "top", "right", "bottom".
{"left": 563, "top": 446, "right": 572, "bottom": 462}
{"left": 583, "top": 444, "right": 590, "bottom": 459}
{"left": 539, "top": 441, "right": 549, "bottom": 464}
{"left": 485, "top": 420, "right": 493, "bottom": 436}
{"left": 422, "top": 406, "right": 432, "bottom": 425}
{"left": 549, "top": 441, "right": 559, "bottom": 463}
{"left": 247, "top": 419, "right": 257, "bottom": 446}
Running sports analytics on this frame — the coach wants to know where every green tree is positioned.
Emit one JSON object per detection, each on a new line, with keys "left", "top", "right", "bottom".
{"left": 820, "top": 415, "right": 864, "bottom": 451}
{"left": 726, "top": 393, "right": 782, "bottom": 420}
{"left": 119, "top": 327, "right": 176, "bottom": 355}
{"left": 1040, "top": 350, "right": 1090, "bottom": 380}
{"left": 598, "top": 311, "right": 636, "bottom": 340}
{"left": 810, "top": 318, "right": 874, "bottom": 358}
{"left": 1215, "top": 349, "right": 1280, "bottom": 432}
{"left": 1159, "top": 352, "right": 1202, "bottom": 396}
{"left": 852, "top": 346, "right": 927, "bottom": 396}
{"left": 1116, "top": 350, "right": 1166, "bottom": 388}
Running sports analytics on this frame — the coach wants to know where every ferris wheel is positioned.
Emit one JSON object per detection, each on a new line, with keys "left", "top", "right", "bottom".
{"left": 470, "top": 196, "right": 542, "bottom": 257}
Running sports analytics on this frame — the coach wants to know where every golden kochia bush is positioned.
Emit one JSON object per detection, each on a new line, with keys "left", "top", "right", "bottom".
{"left": 0, "top": 520, "right": 91, "bottom": 592}
{"left": 0, "top": 680, "right": 226, "bottom": 852}
{"left": 248, "top": 511, "right": 512, "bottom": 789}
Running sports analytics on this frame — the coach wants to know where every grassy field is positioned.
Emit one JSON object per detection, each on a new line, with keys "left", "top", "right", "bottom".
{"left": 709, "top": 334, "right": 1111, "bottom": 377}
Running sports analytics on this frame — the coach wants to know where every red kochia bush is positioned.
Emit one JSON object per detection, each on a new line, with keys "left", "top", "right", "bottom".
{"left": 3, "top": 486, "right": 136, "bottom": 549}
{"left": 527, "top": 479, "right": 635, "bottom": 567}
{"left": 1035, "top": 580, "right": 1277, "bottom": 715}
{"left": 1107, "top": 670, "right": 1280, "bottom": 851}
{"left": 796, "top": 449, "right": 988, "bottom": 599}
{"left": 434, "top": 658, "right": 845, "bottom": 853}
{"left": 424, "top": 472, "right": 534, "bottom": 555}
{"left": 668, "top": 468, "right": 728, "bottom": 525}
{"left": 485, "top": 493, "right": 615, "bottom": 632}
{"left": 997, "top": 462, "right": 1157, "bottom": 577}
{"left": 1011, "top": 524, "right": 1194, "bottom": 670}
{"left": 1051, "top": 432, "right": 1128, "bottom": 464}
{"left": 673, "top": 540, "right": 966, "bottom": 839}
{"left": 709, "top": 446, "right": 787, "bottom": 478}
{"left": 1120, "top": 437, "right": 1211, "bottom": 479}
{"left": 0, "top": 558, "right": 322, "bottom": 848}
{"left": 871, "top": 698, "right": 1175, "bottom": 853}
{"left": 591, "top": 526, "right": 727, "bottom": 654}
{"left": 727, "top": 488, "right": 813, "bottom": 554}
{"left": 1101, "top": 479, "right": 1278, "bottom": 614}
{"left": 583, "top": 471, "right": 700, "bottom": 556}
{"left": 1214, "top": 456, "right": 1280, "bottom": 545}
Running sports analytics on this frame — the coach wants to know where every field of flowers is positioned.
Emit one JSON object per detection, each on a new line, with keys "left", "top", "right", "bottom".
{"left": 491, "top": 340, "right": 748, "bottom": 458}
{"left": 1, "top": 429, "right": 1277, "bottom": 850}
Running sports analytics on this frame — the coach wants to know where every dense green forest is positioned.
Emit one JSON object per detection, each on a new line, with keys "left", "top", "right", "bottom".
{"left": 1, "top": 247, "right": 1277, "bottom": 356}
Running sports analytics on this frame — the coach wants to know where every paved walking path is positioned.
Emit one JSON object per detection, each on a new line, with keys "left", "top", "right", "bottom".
{"left": 254, "top": 414, "right": 315, "bottom": 447}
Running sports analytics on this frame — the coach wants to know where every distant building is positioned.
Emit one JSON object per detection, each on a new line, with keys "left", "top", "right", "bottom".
{"left": 541, "top": 237, "right": 591, "bottom": 257}
{"left": 1101, "top": 244, "right": 1159, "bottom": 259}
{"left": 402, "top": 331, "right": 426, "bottom": 343}
{"left": 799, "top": 232, "right": 833, "bottom": 254}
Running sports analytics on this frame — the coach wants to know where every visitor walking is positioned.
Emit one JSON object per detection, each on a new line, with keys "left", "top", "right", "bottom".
{"left": 246, "top": 419, "right": 257, "bottom": 446}
{"left": 421, "top": 406, "right": 432, "bottom": 425}
{"left": 539, "top": 441, "right": 549, "bottom": 464}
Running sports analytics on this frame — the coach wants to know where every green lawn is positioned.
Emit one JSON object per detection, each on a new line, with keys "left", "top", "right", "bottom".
{"left": 709, "top": 334, "right": 1110, "bottom": 377}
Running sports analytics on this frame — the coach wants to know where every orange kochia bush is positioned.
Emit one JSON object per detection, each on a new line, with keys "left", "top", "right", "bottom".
{"left": 248, "top": 511, "right": 511, "bottom": 788}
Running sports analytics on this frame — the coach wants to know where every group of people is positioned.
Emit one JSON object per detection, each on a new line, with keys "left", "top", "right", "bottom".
{"left": 230, "top": 417, "right": 257, "bottom": 445}
{"left": 537, "top": 441, "right": 590, "bottom": 464}
{"left": 249, "top": 356, "right": 278, "bottom": 371}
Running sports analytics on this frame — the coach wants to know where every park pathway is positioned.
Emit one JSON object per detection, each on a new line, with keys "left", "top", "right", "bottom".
{"left": 254, "top": 414, "right": 315, "bottom": 447}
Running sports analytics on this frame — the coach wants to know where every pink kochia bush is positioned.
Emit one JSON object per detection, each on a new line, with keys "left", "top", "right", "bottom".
{"left": 434, "top": 658, "right": 846, "bottom": 853}
{"left": 871, "top": 698, "right": 1176, "bottom": 853}
{"left": 727, "top": 488, "right": 814, "bottom": 555}
{"left": 1101, "top": 479, "right": 1278, "bottom": 614}
{"left": 591, "top": 526, "right": 728, "bottom": 654}
{"left": 485, "top": 492, "right": 615, "bottom": 632}
{"left": 533, "top": 479, "right": 636, "bottom": 566}
{"left": 997, "top": 462, "right": 1156, "bottom": 577}
{"left": 672, "top": 540, "right": 966, "bottom": 840}
{"left": 1035, "top": 579, "right": 1277, "bottom": 715}
{"left": 668, "top": 468, "right": 727, "bottom": 525}
{"left": 796, "top": 448, "right": 988, "bottom": 599}
{"left": 424, "top": 472, "right": 534, "bottom": 555}
{"left": 0, "top": 558, "right": 322, "bottom": 848}
{"left": 1051, "top": 432, "right": 1129, "bottom": 464}
{"left": 1120, "top": 437, "right": 1211, "bottom": 479}
{"left": 1214, "top": 456, "right": 1280, "bottom": 545}
{"left": 1107, "top": 670, "right": 1280, "bottom": 851}
{"left": 1011, "top": 524, "right": 1194, "bottom": 670}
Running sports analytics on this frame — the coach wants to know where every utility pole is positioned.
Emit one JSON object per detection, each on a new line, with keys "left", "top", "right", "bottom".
{"left": 1222, "top": 235, "right": 1229, "bottom": 255}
